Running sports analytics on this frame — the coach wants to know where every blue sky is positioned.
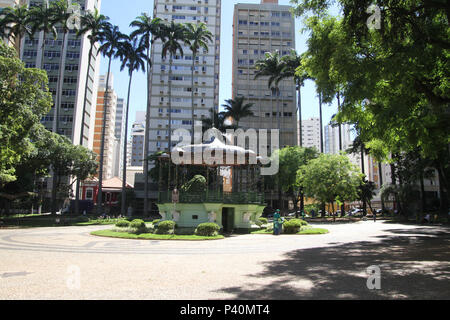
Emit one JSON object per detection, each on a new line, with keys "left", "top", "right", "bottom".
{"left": 99, "top": 0, "right": 340, "bottom": 137}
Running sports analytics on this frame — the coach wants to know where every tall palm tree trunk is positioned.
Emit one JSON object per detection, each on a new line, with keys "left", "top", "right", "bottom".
{"left": 319, "top": 92, "right": 323, "bottom": 153}
{"left": 50, "top": 30, "right": 68, "bottom": 215}
{"left": 361, "top": 145, "right": 367, "bottom": 216}
{"left": 191, "top": 53, "right": 196, "bottom": 144}
{"left": 297, "top": 80, "right": 302, "bottom": 147}
{"left": 168, "top": 54, "right": 173, "bottom": 153}
{"left": 337, "top": 92, "right": 345, "bottom": 217}
{"left": 121, "top": 72, "right": 133, "bottom": 215}
{"left": 143, "top": 45, "right": 151, "bottom": 217}
{"left": 97, "top": 56, "right": 112, "bottom": 215}
{"left": 75, "top": 43, "right": 94, "bottom": 215}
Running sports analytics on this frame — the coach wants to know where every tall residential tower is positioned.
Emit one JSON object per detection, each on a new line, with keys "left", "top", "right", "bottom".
{"left": 148, "top": 0, "right": 221, "bottom": 153}
{"left": 232, "top": 0, "right": 297, "bottom": 149}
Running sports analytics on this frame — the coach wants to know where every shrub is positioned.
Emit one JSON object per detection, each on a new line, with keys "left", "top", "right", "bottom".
{"left": 115, "top": 220, "right": 130, "bottom": 228}
{"left": 76, "top": 216, "right": 89, "bottom": 222}
{"left": 156, "top": 220, "right": 176, "bottom": 234}
{"left": 195, "top": 223, "right": 220, "bottom": 237}
{"left": 258, "top": 217, "right": 268, "bottom": 225}
{"left": 152, "top": 219, "right": 161, "bottom": 225}
{"left": 129, "top": 219, "right": 146, "bottom": 231}
{"left": 283, "top": 219, "right": 303, "bottom": 234}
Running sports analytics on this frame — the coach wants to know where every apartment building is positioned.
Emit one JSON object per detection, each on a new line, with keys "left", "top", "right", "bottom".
{"left": 112, "top": 98, "right": 125, "bottom": 177}
{"left": 300, "top": 117, "right": 321, "bottom": 151}
{"left": 93, "top": 73, "right": 117, "bottom": 180}
{"left": 130, "top": 111, "right": 146, "bottom": 167}
{"left": 232, "top": 0, "right": 297, "bottom": 149}
{"left": 148, "top": 0, "right": 221, "bottom": 153}
{"left": 324, "top": 122, "right": 353, "bottom": 154}
{"left": 19, "top": 0, "right": 102, "bottom": 148}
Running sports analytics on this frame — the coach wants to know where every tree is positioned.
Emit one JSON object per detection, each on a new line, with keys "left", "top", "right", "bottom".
{"left": 0, "top": 5, "right": 32, "bottom": 53}
{"left": 160, "top": 21, "right": 186, "bottom": 154}
{"left": 96, "top": 24, "right": 126, "bottom": 213}
{"left": 254, "top": 50, "right": 284, "bottom": 132}
{"left": 279, "top": 49, "right": 310, "bottom": 147}
{"left": 0, "top": 40, "right": 53, "bottom": 185}
{"left": 296, "top": 153, "right": 363, "bottom": 217}
{"left": 293, "top": 1, "right": 449, "bottom": 215}
{"left": 29, "top": 1, "right": 58, "bottom": 69}
{"left": 74, "top": 7, "right": 109, "bottom": 214}
{"left": 184, "top": 22, "right": 213, "bottom": 144}
{"left": 130, "top": 13, "right": 163, "bottom": 216}
{"left": 115, "top": 35, "right": 147, "bottom": 215}
{"left": 221, "top": 96, "right": 254, "bottom": 128}
{"left": 274, "top": 146, "right": 319, "bottom": 216}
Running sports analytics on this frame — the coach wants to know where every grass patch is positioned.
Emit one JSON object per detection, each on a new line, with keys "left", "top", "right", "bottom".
{"left": 91, "top": 229, "right": 224, "bottom": 241}
{"left": 251, "top": 227, "right": 329, "bottom": 235}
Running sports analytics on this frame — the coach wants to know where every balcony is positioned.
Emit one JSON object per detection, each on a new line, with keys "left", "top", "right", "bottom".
{"left": 158, "top": 190, "right": 264, "bottom": 205}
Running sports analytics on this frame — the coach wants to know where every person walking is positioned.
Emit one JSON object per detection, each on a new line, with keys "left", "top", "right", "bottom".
{"left": 273, "top": 209, "right": 283, "bottom": 235}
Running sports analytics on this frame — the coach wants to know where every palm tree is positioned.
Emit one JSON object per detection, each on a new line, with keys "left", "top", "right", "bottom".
{"left": 0, "top": 5, "right": 32, "bottom": 54}
{"left": 130, "top": 13, "right": 163, "bottom": 216}
{"left": 48, "top": 0, "right": 74, "bottom": 215}
{"left": 221, "top": 97, "right": 254, "bottom": 128}
{"left": 201, "top": 109, "right": 228, "bottom": 133}
{"left": 254, "top": 50, "right": 284, "bottom": 133}
{"left": 96, "top": 24, "right": 125, "bottom": 214}
{"left": 160, "top": 21, "right": 186, "bottom": 153}
{"left": 183, "top": 22, "right": 213, "bottom": 144}
{"left": 29, "top": 1, "right": 58, "bottom": 69}
{"left": 73, "top": 8, "right": 109, "bottom": 214}
{"left": 115, "top": 35, "right": 148, "bottom": 215}
{"left": 279, "top": 49, "right": 310, "bottom": 147}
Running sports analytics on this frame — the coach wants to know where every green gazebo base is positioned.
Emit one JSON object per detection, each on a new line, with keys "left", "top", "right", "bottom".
{"left": 157, "top": 202, "right": 265, "bottom": 234}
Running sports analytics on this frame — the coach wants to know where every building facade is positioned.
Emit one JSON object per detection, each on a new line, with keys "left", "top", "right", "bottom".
{"left": 19, "top": 0, "right": 102, "bottom": 148}
{"left": 300, "top": 117, "right": 321, "bottom": 151}
{"left": 93, "top": 73, "right": 118, "bottom": 180}
{"left": 324, "top": 122, "right": 353, "bottom": 155}
{"left": 232, "top": 0, "right": 297, "bottom": 149}
{"left": 112, "top": 98, "right": 125, "bottom": 177}
{"left": 148, "top": 0, "right": 221, "bottom": 154}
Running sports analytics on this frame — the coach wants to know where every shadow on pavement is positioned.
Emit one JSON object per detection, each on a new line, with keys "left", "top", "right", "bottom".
{"left": 216, "top": 224, "right": 450, "bottom": 300}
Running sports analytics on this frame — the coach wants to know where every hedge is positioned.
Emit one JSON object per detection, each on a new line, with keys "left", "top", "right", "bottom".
{"left": 195, "top": 223, "right": 220, "bottom": 237}
{"left": 115, "top": 220, "right": 130, "bottom": 228}
{"left": 156, "top": 220, "right": 176, "bottom": 234}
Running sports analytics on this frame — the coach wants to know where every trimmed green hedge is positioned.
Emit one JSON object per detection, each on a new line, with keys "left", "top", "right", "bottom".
{"left": 195, "top": 223, "right": 220, "bottom": 237}
{"left": 115, "top": 220, "right": 130, "bottom": 228}
{"left": 283, "top": 219, "right": 302, "bottom": 234}
{"left": 129, "top": 219, "right": 146, "bottom": 229}
{"left": 156, "top": 220, "right": 176, "bottom": 234}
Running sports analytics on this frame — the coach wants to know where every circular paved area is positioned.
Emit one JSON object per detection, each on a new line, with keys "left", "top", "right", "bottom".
{"left": 0, "top": 221, "right": 449, "bottom": 299}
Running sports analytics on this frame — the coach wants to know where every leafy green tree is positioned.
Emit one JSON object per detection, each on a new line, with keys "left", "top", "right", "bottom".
{"left": 296, "top": 153, "right": 363, "bottom": 216}
{"left": 0, "top": 41, "right": 52, "bottom": 185}
{"left": 292, "top": 1, "right": 449, "bottom": 214}
{"left": 272, "top": 146, "right": 319, "bottom": 214}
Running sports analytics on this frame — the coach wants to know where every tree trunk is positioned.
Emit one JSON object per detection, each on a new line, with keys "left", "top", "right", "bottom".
{"left": 143, "top": 45, "right": 151, "bottom": 216}
{"left": 437, "top": 165, "right": 449, "bottom": 217}
{"left": 121, "top": 72, "right": 133, "bottom": 215}
{"left": 191, "top": 52, "right": 196, "bottom": 144}
{"left": 319, "top": 92, "right": 323, "bottom": 153}
{"left": 75, "top": 43, "right": 94, "bottom": 215}
{"left": 297, "top": 81, "right": 302, "bottom": 147}
{"left": 97, "top": 57, "right": 112, "bottom": 215}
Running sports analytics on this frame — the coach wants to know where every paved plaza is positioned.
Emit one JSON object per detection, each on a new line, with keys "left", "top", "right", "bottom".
{"left": 0, "top": 221, "right": 449, "bottom": 299}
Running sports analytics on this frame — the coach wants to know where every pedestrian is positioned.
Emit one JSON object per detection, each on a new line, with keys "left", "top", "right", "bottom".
{"left": 273, "top": 209, "right": 282, "bottom": 235}
{"left": 373, "top": 211, "right": 376, "bottom": 222}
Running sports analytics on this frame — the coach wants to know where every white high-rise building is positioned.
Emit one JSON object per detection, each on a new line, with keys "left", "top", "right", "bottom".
{"left": 112, "top": 98, "right": 125, "bottom": 177}
{"left": 19, "top": 0, "right": 102, "bottom": 148}
{"left": 130, "top": 111, "right": 146, "bottom": 167}
{"left": 148, "top": 0, "right": 221, "bottom": 154}
{"left": 300, "top": 117, "right": 321, "bottom": 151}
{"left": 232, "top": 0, "right": 297, "bottom": 148}
{"left": 324, "top": 122, "right": 353, "bottom": 154}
